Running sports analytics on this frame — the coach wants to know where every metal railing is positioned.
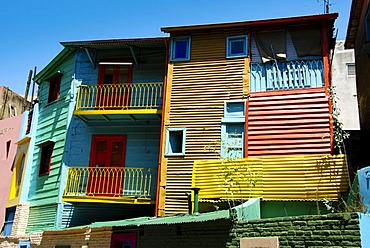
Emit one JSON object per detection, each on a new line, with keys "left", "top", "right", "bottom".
{"left": 75, "top": 82, "right": 163, "bottom": 111}
{"left": 64, "top": 167, "right": 154, "bottom": 198}
{"left": 250, "top": 59, "right": 324, "bottom": 92}
{"left": 192, "top": 154, "right": 349, "bottom": 201}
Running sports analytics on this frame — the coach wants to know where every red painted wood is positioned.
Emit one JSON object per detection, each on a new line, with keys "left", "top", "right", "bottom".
{"left": 248, "top": 89, "right": 331, "bottom": 156}
{"left": 88, "top": 135, "right": 127, "bottom": 196}
{"left": 245, "top": 99, "right": 249, "bottom": 158}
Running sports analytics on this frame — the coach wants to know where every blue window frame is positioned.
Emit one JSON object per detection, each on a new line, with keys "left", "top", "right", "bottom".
{"left": 18, "top": 241, "right": 30, "bottom": 248}
{"left": 227, "top": 35, "right": 248, "bottom": 58}
{"left": 165, "top": 128, "right": 186, "bottom": 156}
{"left": 170, "top": 37, "right": 191, "bottom": 61}
{"left": 221, "top": 101, "right": 246, "bottom": 159}
{"left": 3, "top": 207, "right": 16, "bottom": 236}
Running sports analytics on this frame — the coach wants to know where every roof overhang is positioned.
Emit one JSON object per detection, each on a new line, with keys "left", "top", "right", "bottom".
{"left": 60, "top": 37, "right": 169, "bottom": 49}
{"left": 345, "top": 0, "right": 364, "bottom": 48}
{"left": 161, "top": 13, "right": 338, "bottom": 33}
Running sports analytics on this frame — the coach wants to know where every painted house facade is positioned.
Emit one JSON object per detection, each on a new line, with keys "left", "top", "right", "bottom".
{"left": 157, "top": 13, "right": 350, "bottom": 216}
{"left": 0, "top": 115, "right": 23, "bottom": 235}
{"left": 59, "top": 38, "right": 168, "bottom": 227}
{"left": 3, "top": 105, "right": 39, "bottom": 238}
{"left": 24, "top": 38, "right": 168, "bottom": 232}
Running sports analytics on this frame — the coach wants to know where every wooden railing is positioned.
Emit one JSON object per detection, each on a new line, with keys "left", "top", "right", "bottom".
{"left": 250, "top": 59, "right": 324, "bottom": 92}
{"left": 75, "top": 82, "right": 163, "bottom": 111}
{"left": 192, "top": 155, "right": 349, "bottom": 201}
{"left": 64, "top": 167, "right": 154, "bottom": 199}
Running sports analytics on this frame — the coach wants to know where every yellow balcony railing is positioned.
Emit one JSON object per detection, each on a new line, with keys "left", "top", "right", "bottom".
{"left": 63, "top": 167, "right": 155, "bottom": 203}
{"left": 192, "top": 154, "right": 349, "bottom": 202}
{"left": 75, "top": 82, "right": 163, "bottom": 111}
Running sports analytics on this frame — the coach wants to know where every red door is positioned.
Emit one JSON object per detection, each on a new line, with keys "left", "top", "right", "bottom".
{"left": 111, "top": 233, "right": 137, "bottom": 248}
{"left": 97, "top": 64, "right": 133, "bottom": 109}
{"left": 87, "top": 135, "right": 127, "bottom": 196}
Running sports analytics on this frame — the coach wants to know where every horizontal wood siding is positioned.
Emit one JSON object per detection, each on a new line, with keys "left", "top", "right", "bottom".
{"left": 29, "top": 53, "right": 75, "bottom": 208}
{"left": 164, "top": 29, "right": 247, "bottom": 215}
{"left": 248, "top": 88, "right": 331, "bottom": 156}
{"left": 64, "top": 118, "right": 160, "bottom": 197}
{"left": 26, "top": 203, "right": 58, "bottom": 233}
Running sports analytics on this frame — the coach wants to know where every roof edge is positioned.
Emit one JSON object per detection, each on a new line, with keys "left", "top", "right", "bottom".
{"left": 161, "top": 13, "right": 338, "bottom": 33}
{"left": 34, "top": 48, "right": 74, "bottom": 82}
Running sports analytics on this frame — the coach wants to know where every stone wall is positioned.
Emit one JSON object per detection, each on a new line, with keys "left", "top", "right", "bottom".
{"left": 227, "top": 213, "right": 361, "bottom": 248}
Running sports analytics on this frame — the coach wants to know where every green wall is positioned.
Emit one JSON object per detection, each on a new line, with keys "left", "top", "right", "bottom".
{"left": 27, "top": 51, "right": 75, "bottom": 232}
{"left": 227, "top": 213, "right": 361, "bottom": 248}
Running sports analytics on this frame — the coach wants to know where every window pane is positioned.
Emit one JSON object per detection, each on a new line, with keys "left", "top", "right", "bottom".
{"left": 231, "top": 40, "right": 245, "bottom": 55}
{"left": 174, "top": 40, "right": 188, "bottom": 59}
{"left": 169, "top": 131, "right": 183, "bottom": 153}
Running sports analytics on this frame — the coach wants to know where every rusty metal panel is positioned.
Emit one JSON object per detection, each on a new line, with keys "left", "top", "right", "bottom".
{"left": 248, "top": 88, "right": 331, "bottom": 156}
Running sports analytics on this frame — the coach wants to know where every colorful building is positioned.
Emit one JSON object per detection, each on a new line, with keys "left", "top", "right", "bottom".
{"left": 0, "top": 12, "right": 358, "bottom": 247}
{"left": 158, "top": 13, "right": 350, "bottom": 216}
{"left": 0, "top": 114, "right": 23, "bottom": 235}
{"left": 24, "top": 37, "right": 168, "bottom": 232}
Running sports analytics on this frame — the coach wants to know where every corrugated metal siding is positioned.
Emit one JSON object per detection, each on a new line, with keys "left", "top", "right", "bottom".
{"left": 248, "top": 88, "right": 331, "bottom": 156}
{"left": 27, "top": 204, "right": 57, "bottom": 233}
{"left": 193, "top": 154, "right": 349, "bottom": 201}
{"left": 164, "top": 30, "right": 247, "bottom": 215}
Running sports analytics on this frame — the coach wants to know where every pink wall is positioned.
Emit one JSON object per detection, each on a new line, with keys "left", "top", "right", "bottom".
{"left": 0, "top": 114, "right": 22, "bottom": 228}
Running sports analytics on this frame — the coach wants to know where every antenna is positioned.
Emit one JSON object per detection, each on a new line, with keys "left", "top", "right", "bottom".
{"left": 324, "top": 0, "right": 331, "bottom": 13}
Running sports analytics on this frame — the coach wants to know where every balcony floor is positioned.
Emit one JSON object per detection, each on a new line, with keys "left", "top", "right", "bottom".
{"left": 74, "top": 109, "right": 162, "bottom": 124}
{"left": 62, "top": 195, "right": 155, "bottom": 204}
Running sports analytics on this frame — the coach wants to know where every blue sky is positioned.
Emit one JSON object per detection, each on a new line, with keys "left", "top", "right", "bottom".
{"left": 0, "top": 0, "right": 352, "bottom": 95}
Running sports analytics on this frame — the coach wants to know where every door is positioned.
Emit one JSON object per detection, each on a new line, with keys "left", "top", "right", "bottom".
{"left": 97, "top": 64, "right": 133, "bottom": 109}
{"left": 111, "top": 233, "right": 137, "bottom": 248}
{"left": 87, "top": 135, "right": 127, "bottom": 196}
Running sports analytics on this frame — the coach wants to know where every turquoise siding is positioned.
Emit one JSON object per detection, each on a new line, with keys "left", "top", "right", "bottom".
{"left": 27, "top": 52, "right": 76, "bottom": 232}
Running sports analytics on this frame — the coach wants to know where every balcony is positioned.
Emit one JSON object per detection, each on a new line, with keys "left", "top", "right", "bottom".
{"left": 63, "top": 167, "right": 156, "bottom": 204}
{"left": 250, "top": 59, "right": 324, "bottom": 92}
{"left": 192, "top": 154, "right": 349, "bottom": 202}
{"left": 74, "top": 82, "right": 163, "bottom": 122}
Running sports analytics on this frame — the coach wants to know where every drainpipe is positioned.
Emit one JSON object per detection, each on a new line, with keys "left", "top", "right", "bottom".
{"left": 192, "top": 187, "right": 200, "bottom": 215}
{"left": 155, "top": 39, "right": 169, "bottom": 216}
{"left": 185, "top": 192, "right": 192, "bottom": 214}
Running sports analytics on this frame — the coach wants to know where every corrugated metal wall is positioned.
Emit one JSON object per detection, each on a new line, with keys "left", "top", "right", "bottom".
{"left": 163, "top": 30, "right": 247, "bottom": 215}
{"left": 248, "top": 88, "right": 331, "bottom": 156}
{"left": 27, "top": 204, "right": 57, "bottom": 233}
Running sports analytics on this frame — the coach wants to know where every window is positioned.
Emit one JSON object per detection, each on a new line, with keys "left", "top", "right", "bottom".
{"left": 48, "top": 75, "right": 61, "bottom": 103}
{"left": 347, "top": 63, "right": 356, "bottom": 76}
{"left": 224, "top": 101, "right": 246, "bottom": 118}
{"left": 165, "top": 128, "right": 186, "bottom": 156}
{"left": 18, "top": 241, "right": 30, "bottom": 248}
{"left": 227, "top": 35, "right": 248, "bottom": 58}
{"left": 6, "top": 140, "right": 11, "bottom": 159}
{"left": 39, "top": 141, "right": 54, "bottom": 176}
{"left": 3, "top": 207, "right": 16, "bottom": 236}
{"left": 221, "top": 101, "right": 246, "bottom": 159}
{"left": 170, "top": 37, "right": 191, "bottom": 61}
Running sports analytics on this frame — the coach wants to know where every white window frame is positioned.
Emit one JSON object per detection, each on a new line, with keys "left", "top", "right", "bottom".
{"left": 165, "top": 127, "right": 186, "bottom": 156}
{"left": 226, "top": 35, "right": 248, "bottom": 58}
{"left": 170, "top": 36, "right": 191, "bottom": 61}
{"left": 346, "top": 63, "right": 356, "bottom": 77}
